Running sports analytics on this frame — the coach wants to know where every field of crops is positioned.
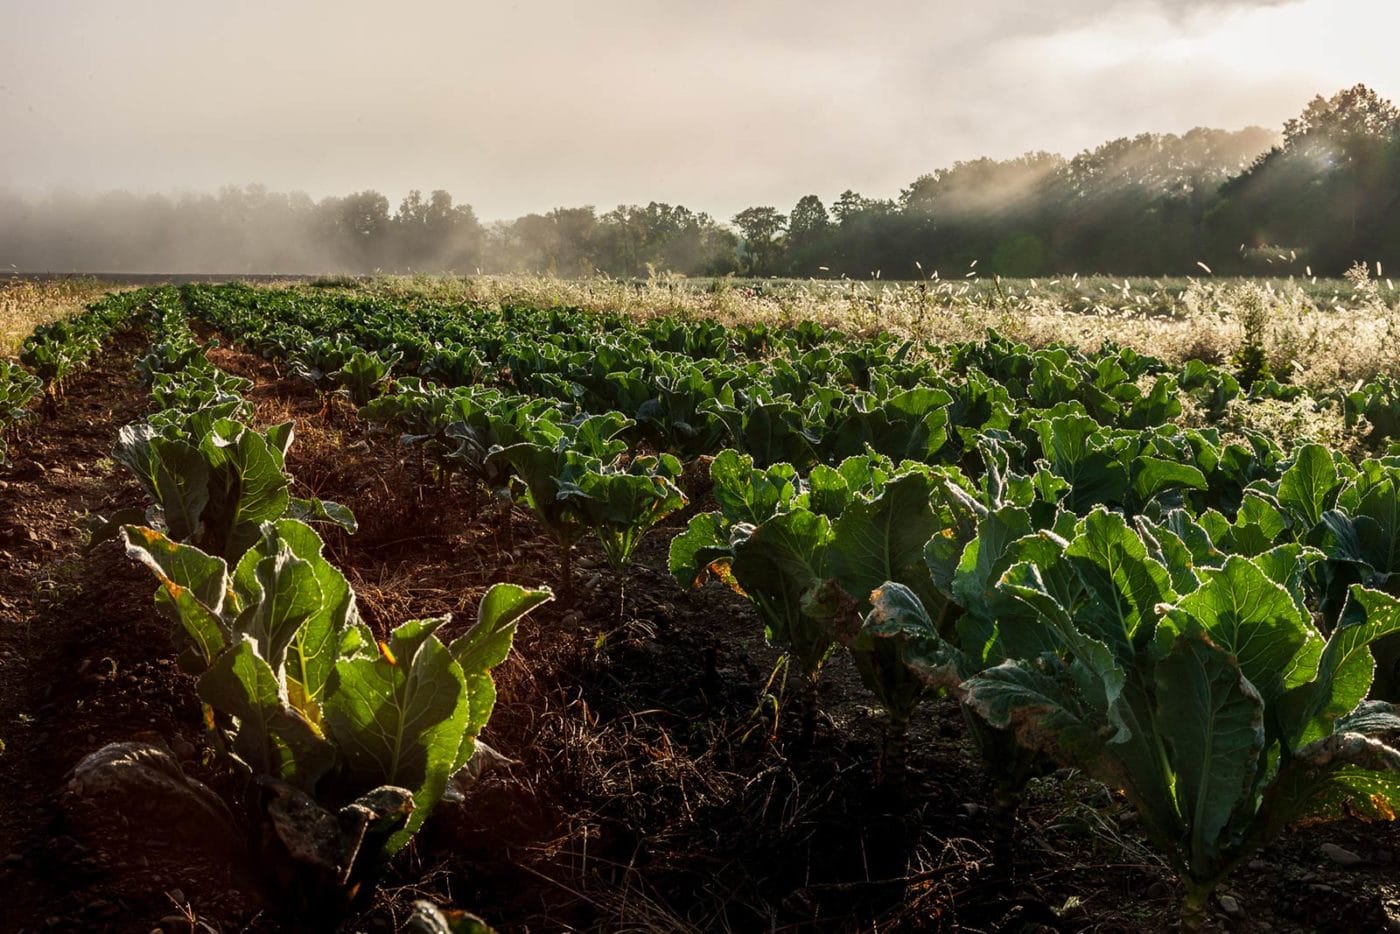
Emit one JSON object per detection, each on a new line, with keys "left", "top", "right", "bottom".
{"left": 5, "top": 278, "right": 1400, "bottom": 932}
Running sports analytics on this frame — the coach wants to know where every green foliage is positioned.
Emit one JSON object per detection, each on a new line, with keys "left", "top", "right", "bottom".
{"left": 113, "top": 416, "right": 353, "bottom": 560}
{"left": 962, "top": 512, "right": 1400, "bottom": 919}
{"left": 122, "top": 521, "right": 551, "bottom": 867}
{"left": 562, "top": 453, "right": 687, "bottom": 577}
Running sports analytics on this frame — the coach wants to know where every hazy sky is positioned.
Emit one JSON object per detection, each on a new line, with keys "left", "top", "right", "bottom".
{"left": 2, "top": 0, "right": 1397, "bottom": 220}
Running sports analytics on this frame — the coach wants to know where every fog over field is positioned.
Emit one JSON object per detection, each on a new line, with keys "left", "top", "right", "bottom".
{"left": 2, "top": 0, "right": 1393, "bottom": 217}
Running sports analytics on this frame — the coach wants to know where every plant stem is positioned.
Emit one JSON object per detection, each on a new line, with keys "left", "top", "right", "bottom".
{"left": 560, "top": 539, "right": 574, "bottom": 602}
{"left": 797, "top": 668, "right": 819, "bottom": 750}
{"left": 990, "top": 777, "right": 1022, "bottom": 879}
{"left": 1179, "top": 882, "right": 1214, "bottom": 934}
{"left": 880, "top": 713, "right": 909, "bottom": 787}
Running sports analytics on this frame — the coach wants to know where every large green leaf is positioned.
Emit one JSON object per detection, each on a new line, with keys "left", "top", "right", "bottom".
{"left": 198, "top": 635, "right": 333, "bottom": 789}
{"left": 1277, "top": 443, "right": 1341, "bottom": 531}
{"left": 1154, "top": 633, "right": 1265, "bottom": 880}
{"left": 730, "top": 508, "right": 834, "bottom": 676}
{"left": 113, "top": 424, "right": 210, "bottom": 542}
{"left": 286, "top": 496, "right": 359, "bottom": 534}
{"left": 848, "top": 583, "right": 945, "bottom": 721}
{"left": 827, "top": 472, "right": 939, "bottom": 611}
{"left": 1131, "top": 456, "right": 1207, "bottom": 505}
{"left": 950, "top": 505, "right": 1034, "bottom": 615}
{"left": 324, "top": 617, "right": 474, "bottom": 851}
{"left": 232, "top": 520, "right": 358, "bottom": 714}
{"left": 1166, "top": 556, "right": 1314, "bottom": 703}
{"left": 121, "top": 524, "right": 231, "bottom": 665}
{"left": 231, "top": 545, "right": 324, "bottom": 676}
{"left": 1281, "top": 585, "right": 1400, "bottom": 748}
{"left": 1064, "top": 508, "right": 1175, "bottom": 658}
{"left": 963, "top": 658, "right": 1114, "bottom": 779}
{"left": 668, "top": 512, "right": 732, "bottom": 589}
{"left": 449, "top": 582, "right": 552, "bottom": 674}
{"left": 199, "top": 419, "right": 292, "bottom": 558}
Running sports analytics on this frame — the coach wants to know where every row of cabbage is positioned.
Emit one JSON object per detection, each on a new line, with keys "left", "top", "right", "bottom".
{"left": 97, "top": 289, "right": 552, "bottom": 925}
{"left": 173, "top": 283, "right": 1400, "bottom": 928}
{"left": 0, "top": 289, "right": 146, "bottom": 463}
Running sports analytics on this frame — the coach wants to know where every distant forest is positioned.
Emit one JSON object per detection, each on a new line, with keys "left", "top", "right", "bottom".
{"left": 5, "top": 85, "right": 1400, "bottom": 278}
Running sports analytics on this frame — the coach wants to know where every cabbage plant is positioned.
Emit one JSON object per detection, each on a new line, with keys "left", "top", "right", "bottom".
{"left": 965, "top": 509, "right": 1400, "bottom": 929}
{"left": 113, "top": 415, "right": 354, "bottom": 560}
{"left": 561, "top": 453, "right": 687, "bottom": 619}
{"left": 122, "top": 520, "right": 551, "bottom": 911}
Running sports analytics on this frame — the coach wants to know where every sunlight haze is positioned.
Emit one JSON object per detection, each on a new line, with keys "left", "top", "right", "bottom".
{"left": 3, "top": 0, "right": 1396, "bottom": 218}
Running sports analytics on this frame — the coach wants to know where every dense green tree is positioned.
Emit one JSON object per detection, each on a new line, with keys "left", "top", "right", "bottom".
{"left": 1211, "top": 85, "right": 1400, "bottom": 273}
{"left": 732, "top": 206, "right": 787, "bottom": 275}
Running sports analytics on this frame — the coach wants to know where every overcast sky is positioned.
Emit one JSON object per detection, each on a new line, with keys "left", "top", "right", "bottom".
{"left": 2, "top": 0, "right": 1396, "bottom": 220}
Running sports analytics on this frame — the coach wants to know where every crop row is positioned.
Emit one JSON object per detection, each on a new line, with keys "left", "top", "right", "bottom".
{"left": 0, "top": 290, "right": 146, "bottom": 464}
{"left": 85, "top": 289, "right": 551, "bottom": 927}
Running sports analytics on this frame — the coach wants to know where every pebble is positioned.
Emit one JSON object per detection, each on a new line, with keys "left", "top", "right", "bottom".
{"left": 1247, "top": 858, "right": 1267, "bottom": 871}
{"left": 1320, "top": 843, "right": 1363, "bottom": 867}
{"left": 1219, "top": 894, "right": 1242, "bottom": 916}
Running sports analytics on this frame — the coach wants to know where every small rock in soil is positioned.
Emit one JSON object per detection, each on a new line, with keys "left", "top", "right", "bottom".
{"left": 1321, "top": 843, "right": 1364, "bottom": 867}
{"left": 1219, "top": 894, "right": 1242, "bottom": 916}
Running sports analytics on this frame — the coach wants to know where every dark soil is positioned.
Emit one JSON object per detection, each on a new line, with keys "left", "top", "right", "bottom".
{"left": 0, "top": 331, "right": 263, "bottom": 931}
{"left": 2, "top": 335, "right": 1399, "bottom": 932}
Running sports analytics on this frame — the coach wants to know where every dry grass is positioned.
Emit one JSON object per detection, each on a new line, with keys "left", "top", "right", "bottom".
{"left": 355, "top": 272, "right": 1400, "bottom": 394}
{"left": 0, "top": 277, "right": 122, "bottom": 357}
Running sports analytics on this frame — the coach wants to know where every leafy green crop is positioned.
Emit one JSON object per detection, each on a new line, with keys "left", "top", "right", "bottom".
{"left": 113, "top": 415, "right": 353, "bottom": 560}
{"left": 0, "top": 360, "right": 42, "bottom": 464}
{"left": 122, "top": 520, "right": 551, "bottom": 909}
{"left": 561, "top": 453, "right": 686, "bottom": 617}
{"left": 334, "top": 348, "right": 401, "bottom": 407}
{"left": 490, "top": 411, "right": 632, "bottom": 596}
{"left": 961, "top": 510, "right": 1400, "bottom": 929}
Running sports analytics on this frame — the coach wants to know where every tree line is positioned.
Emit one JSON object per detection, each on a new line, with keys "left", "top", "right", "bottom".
{"left": 4, "top": 85, "right": 1399, "bottom": 278}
